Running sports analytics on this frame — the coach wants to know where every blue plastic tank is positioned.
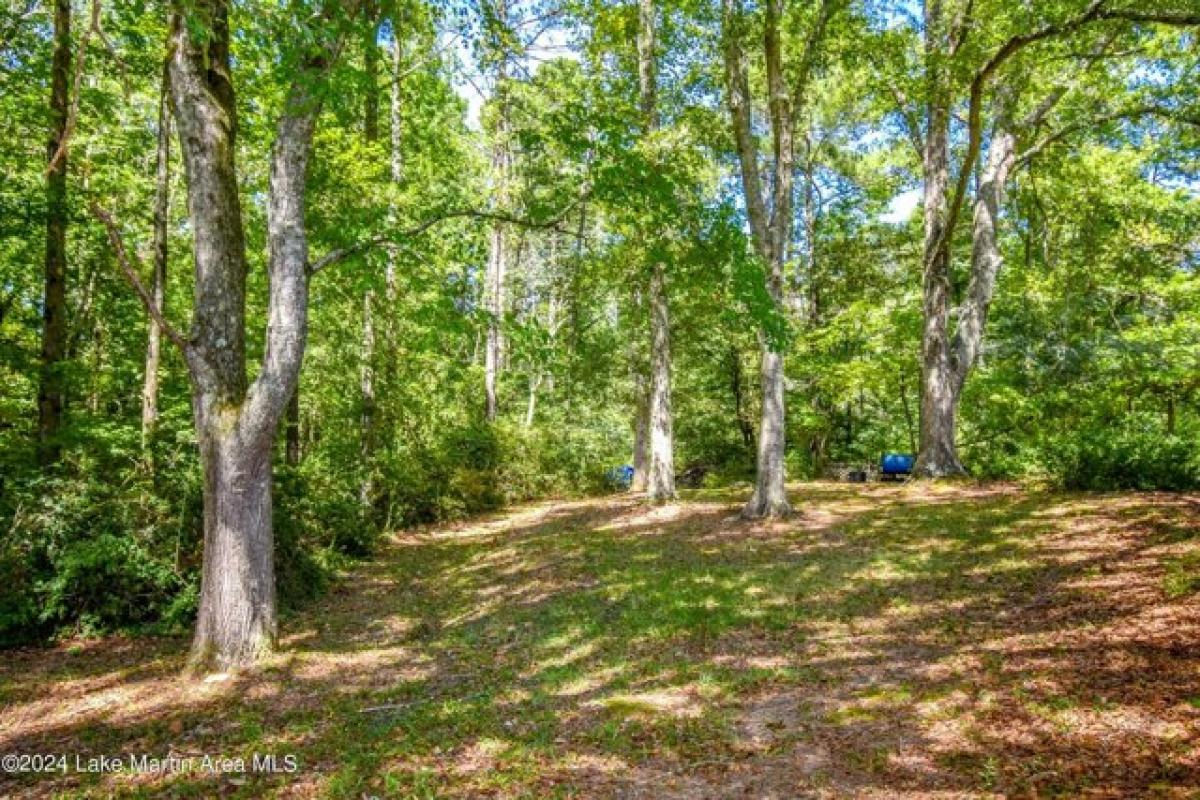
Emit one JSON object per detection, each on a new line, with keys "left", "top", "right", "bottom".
{"left": 880, "top": 453, "right": 915, "bottom": 475}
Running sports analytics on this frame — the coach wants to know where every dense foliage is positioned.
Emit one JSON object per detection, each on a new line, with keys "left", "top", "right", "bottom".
{"left": 0, "top": 0, "right": 1196, "bottom": 645}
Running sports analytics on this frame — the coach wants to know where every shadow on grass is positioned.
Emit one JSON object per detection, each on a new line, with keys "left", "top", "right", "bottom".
{"left": 1, "top": 483, "right": 1197, "bottom": 798}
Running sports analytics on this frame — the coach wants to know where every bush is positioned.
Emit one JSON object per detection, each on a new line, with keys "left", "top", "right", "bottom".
{"left": 0, "top": 464, "right": 202, "bottom": 644}
{"left": 38, "top": 533, "right": 184, "bottom": 635}
{"left": 1044, "top": 420, "right": 1200, "bottom": 491}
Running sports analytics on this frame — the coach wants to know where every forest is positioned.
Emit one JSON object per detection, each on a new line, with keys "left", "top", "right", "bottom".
{"left": 1, "top": 0, "right": 1198, "bottom": 797}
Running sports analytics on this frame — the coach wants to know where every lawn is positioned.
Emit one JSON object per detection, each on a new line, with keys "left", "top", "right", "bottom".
{"left": 2, "top": 482, "right": 1198, "bottom": 798}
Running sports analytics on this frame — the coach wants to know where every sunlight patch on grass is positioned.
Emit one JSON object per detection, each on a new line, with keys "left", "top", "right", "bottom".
{"left": 590, "top": 686, "right": 705, "bottom": 720}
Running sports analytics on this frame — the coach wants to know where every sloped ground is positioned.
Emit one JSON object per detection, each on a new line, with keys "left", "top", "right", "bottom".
{"left": 1, "top": 482, "right": 1198, "bottom": 799}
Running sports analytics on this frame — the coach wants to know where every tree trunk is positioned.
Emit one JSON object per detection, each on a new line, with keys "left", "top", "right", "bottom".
{"left": 358, "top": 20, "right": 383, "bottom": 503}
{"left": 524, "top": 372, "right": 541, "bottom": 428}
{"left": 360, "top": 289, "right": 375, "bottom": 504}
{"left": 142, "top": 64, "right": 171, "bottom": 451}
{"left": 913, "top": 2, "right": 965, "bottom": 479}
{"left": 638, "top": 0, "right": 675, "bottom": 503}
{"left": 168, "top": 0, "right": 326, "bottom": 671}
{"left": 952, "top": 128, "right": 1016, "bottom": 398}
{"left": 743, "top": 346, "right": 790, "bottom": 516}
{"left": 720, "top": 0, "right": 820, "bottom": 518}
{"left": 386, "top": 32, "right": 404, "bottom": 295}
{"left": 484, "top": 2, "right": 510, "bottom": 423}
{"left": 191, "top": 416, "right": 276, "bottom": 669}
{"left": 647, "top": 261, "right": 675, "bottom": 501}
{"left": 484, "top": 215, "right": 507, "bottom": 421}
{"left": 37, "top": 0, "right": 71, "bottom": 465}
{"left": 630, "top": 387, "right": 649, "bottom": 493}
{"left": 362, "top": 0, "right": 380, "bottom": 142}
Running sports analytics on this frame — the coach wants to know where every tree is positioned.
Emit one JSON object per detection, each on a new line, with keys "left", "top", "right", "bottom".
{"left": 483, "top": 0, "right": 515, "bottom": 422}
{"left": 904, "top": 0, "right": 1200, "bottom": 478}
{"left": 141, "top": 64, "right": 171, "bottom": 452}
{"left": 37, "top": 0, "right": 71, "bottom": 465}
{"left": 98, "top": 0, "right": 355, "bottom": 671}
{"left": 720, "top": 0, "right": 836, "bottom": 518}
{"left": 638, "top": 0, "right": 675, "bottom": 502}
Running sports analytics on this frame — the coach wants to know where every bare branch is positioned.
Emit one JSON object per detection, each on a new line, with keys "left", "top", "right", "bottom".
{"left": 90, "top": 204, "right": 190, "bottom": 356}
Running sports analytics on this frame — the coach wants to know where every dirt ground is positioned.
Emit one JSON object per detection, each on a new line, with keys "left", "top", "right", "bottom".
{"left": 1, "top": 482, "right": 1198, "bottom": 798}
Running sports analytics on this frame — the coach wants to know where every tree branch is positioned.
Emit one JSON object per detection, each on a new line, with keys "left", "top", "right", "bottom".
{"left": 939, "top": 0, "right": 1200, "bottom": 265}
{"left": 1018, "top": 104, "right": 1200, "bottom": 165}
{"left": 309, "top": 198, "right": 588, "bottom": 276}
{"left": 90, "top": 204, "right": 190, "bottom": 356}
{"left": 46, "top": 0, "right": 100, "bottom": 176}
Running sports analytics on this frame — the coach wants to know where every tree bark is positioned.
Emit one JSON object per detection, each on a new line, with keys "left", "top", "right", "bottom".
{"left": 358, "top": 18, "right": 383, "bottom": 504}
{"left": 168, "top": 0, "right": 328, "bottom": 671}
{"left": 647, "top": 261, "right": 675, "bottom": 501}
{"left": 912, "top": 0, "right": 965, "bottom": 479}
{"left": 484, "top": 0, "right": 511, "bottom": 423}
{"left": 142, "top": 63, "right": 171, "bottom": 452}
{"left": 524, "top": 372, "right": 541, "bottom": 427}
{"left": 638, "top": 0, "right": 675, "bottom": 502}
{"left": 721, "top": 0, "right": 832, "bottom": 518}
{"left": 360, "top": 288, "right": 376, "bottom": 504}
{"left": 386, "top": 32, "right": 404, "bottom": 295}
{"left": 630, "top": 379, "right": 649, "bottom": 493}
{"left": 37, "top": 0, "right": 71, "bottom": 465}
{"left": 952, "top": 127, "right": 1015, "bottom": 398}
{"left": 484, "top": 212, "right": 507, "bottom": 421}
{"left": 362, "top": 0, "right": 380, "bottom": 142}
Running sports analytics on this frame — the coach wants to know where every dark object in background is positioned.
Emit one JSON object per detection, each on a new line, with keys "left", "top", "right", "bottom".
{"left": 880, "top": 453, "right": 915, "bottom": 481}
{"left": 847, "top": 469, "right": 867, "bottom": 483}
{"left": 677, "top": 463, "right": 709, "bottom": 488}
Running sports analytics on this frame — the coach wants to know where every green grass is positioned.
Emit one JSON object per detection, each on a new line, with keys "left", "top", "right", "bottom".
{"left": 1, "top": 482, "right": 1197, "bottom": 798}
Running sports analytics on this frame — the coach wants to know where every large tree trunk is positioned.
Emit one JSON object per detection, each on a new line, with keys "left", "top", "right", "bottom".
{"left": 191, "top": 415, "right": 276, "bottom": 668}
{"left": 37, "top": 0, "right": 71, "bottom": 465}
{"left": 744, "top": 346, "right": 790, "bottom": 517}
{"left": 647, "top": 262, "right": 675, "bottom": 501}
{"left": 952, "top": 127, "right": 1015, "bottom": 398}
{"left": 722, "top": 0, "right": 813, "bottom": 518}
{"left": 638, "top": 0, "right": 675, "bottom": 502}
{"left": 913, "top": 1, "right": 965, "bottom": 479}
{"left": 142, "top": 65, "right": 171, "bottom": 451}
{"left": 169, "top": 0, "right": 324, "bottom": 671}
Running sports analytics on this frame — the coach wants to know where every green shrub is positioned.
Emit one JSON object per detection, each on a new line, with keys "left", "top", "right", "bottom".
{"left": 1044, "top": 419, "right": 1200, "bottom": 491}
{"left": 38, "top": 533, "right": 184, "bottom": 634}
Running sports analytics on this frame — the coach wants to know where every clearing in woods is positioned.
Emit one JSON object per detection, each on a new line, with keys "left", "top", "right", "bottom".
{"left": 1, "top": 482, "right": 1198, "bottom": 798}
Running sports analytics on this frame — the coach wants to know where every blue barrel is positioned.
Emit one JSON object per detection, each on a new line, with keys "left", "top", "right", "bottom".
{"left": 880, "top": 453, "right": 915, "bottom": 476}
{"left": 607, "top": 465, "right": 635, "bottom": 488}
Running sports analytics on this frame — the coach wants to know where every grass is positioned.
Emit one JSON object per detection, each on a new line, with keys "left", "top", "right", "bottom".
{"left": 1, "top": 481, "right": 1198, "bottom": 798}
